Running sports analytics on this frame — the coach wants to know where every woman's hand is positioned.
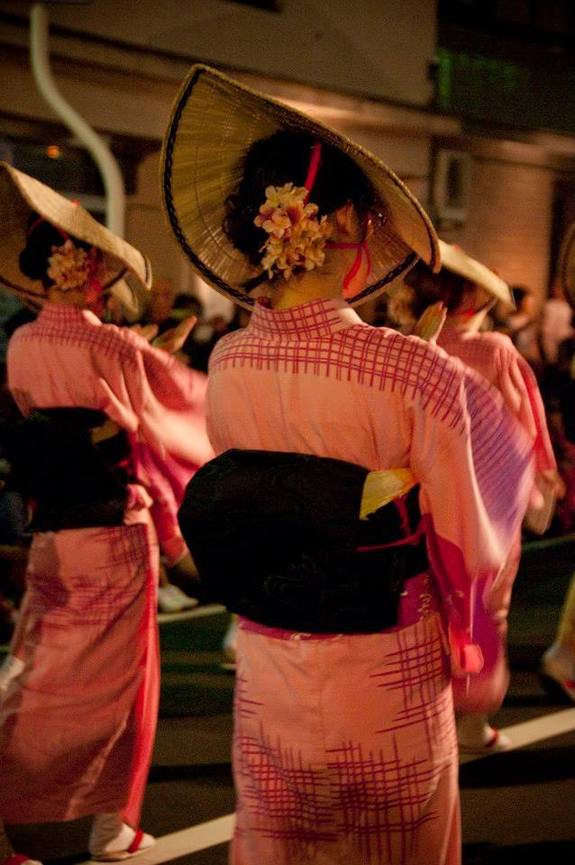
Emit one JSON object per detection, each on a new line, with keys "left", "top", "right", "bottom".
{"left": 540, "top": 468, "right": 567, "bottom": 500}
{"left": 412, "top": 301, "right": 446, "bottom": 343}
{"left": 131, "top": 322, "right": 159, "bottom": 342}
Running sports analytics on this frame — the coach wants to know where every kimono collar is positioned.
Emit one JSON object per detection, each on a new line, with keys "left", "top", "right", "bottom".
{"left": 38, "top": 302, "right": 102, "bottom": 327}
{"left": 248, "top": 297, "right": 362, "bottom": 339}
{"left": 439, "top": 315, "right": 483, "bottom": 342}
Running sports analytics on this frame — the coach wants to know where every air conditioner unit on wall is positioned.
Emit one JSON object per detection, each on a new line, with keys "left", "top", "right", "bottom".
{"left": 433, "top": 149, "right": 471, "bottom": 224}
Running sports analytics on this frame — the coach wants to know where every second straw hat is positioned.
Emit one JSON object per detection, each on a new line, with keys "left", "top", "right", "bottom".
{"left": 161, "top": 64, "right": 440, "bottom": 309}
{"left": 0, "top": 161, "right": 151, "bottom": 314}
{"left": 439, "top": 239, "right": 513, "bottom": 307}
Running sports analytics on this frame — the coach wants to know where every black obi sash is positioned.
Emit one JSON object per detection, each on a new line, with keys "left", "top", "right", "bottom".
{"left": 0, "top": 408, "right": 131, "bottom": 532}
{"left": 179, "top": 449, "right": 428, "bottom": 633}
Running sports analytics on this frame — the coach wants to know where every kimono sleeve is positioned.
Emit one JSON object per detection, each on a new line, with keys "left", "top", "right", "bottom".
{"left": 498, "top": 345, "right": 556, "bottom": 473}
{"left": 99, "top": 328, "right": 214, "bottom": 468}
{"left": 409, "top": 347, "right": 533, "bottom": 676}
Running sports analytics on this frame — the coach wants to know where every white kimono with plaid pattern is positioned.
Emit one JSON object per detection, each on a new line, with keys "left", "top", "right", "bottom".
{"left": 206, "top": 297, "right": 533, "bottom": 865}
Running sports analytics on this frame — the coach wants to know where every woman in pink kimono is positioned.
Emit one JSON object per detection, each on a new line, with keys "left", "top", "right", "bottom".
{"left": 391, "top": 242, "right": 560, "bottom": 752}
{"left": 163, "top": 66, "right": 534, "bottom": 865}
{"left": 0, "top": 163, "right": 210, "bottom": 865}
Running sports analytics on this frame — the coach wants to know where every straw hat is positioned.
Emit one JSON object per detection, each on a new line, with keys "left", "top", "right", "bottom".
{"left": 0, "top": 161, "right": 151, "bottom": 314}
{"left": 558, "top": 222, "right": 575, "bottom": 308}
{"left": 161, "top": 64, "right": 440, "bottom": 310}
{"left": 438, "top": 239, "right": 513, "bottom": 307}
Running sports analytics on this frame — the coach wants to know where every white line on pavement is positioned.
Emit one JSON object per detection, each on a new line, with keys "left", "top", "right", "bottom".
{"left": 459, "top": 707, "right": 575, "bottom": 764}
{"left": 78, "top": 708, "right": 575, "bottom": 864}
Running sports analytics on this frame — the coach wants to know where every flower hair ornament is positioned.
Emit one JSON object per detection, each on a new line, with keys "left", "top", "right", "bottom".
{"left": 254, "top": 141, "right": 332, "bottom": 281}
{"left": 253, "top": 140, "right": 374, "bottom": 297}
{"left": 47, "top": 238, "right": 97, "bottom": 292}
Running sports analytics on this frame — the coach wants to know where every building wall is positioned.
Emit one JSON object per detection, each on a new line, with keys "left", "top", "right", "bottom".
{"left": 436, "top": 138, "right": 573, "bottom": 305}
{"left": 0, "top": 0, "right": 438, "bottom": 107}
{"left": 462, "top": 158, "right": 553, "bottom": 299}
{"left": 0, "top": 30, "right": 442, "bottom": 298}
{"left": 3, "top": 0, "right": 575, "bottom": 310}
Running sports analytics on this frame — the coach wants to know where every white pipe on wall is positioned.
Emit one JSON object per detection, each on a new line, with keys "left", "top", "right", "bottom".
{"left": 29, "top": 2, "right": 126, "bottom": 236}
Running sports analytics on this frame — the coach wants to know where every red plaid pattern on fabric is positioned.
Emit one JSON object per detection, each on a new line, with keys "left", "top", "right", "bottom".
{"left": 211, "top": 300, "right": 531, "bottom": 537}
{"left": 326, "top": 738, "right": 442, "bottom": 864}
{"left": 14, "top": 304, "right": 141, "bottom": 367}
{"left": 26, "top": 522, "right": 155, "bottom": 627}
{"left": 236, "top": 722, "right": 335, "bottom": 849}
{"left": 439, "top": 328, "right": 507, "bottom": 379}
{"left": 232, "top": 617, "right": 457, "bottom": 865}
{"left": 439, "top": 325, "right": 557, "bottom": 475}
{"left": 247, "top": 300, "right": 355, "bottom": 339}
{"left": 235, "top": 672, "right": 265, "bottom": 720}
{"left": 464, "top": 374, "right": 529, "bottom": 527}
{"left": 211, "top": 303, "right": 466, "bottom": 429}
{"left": 371, "top": 617, "right": 447, "bottom": 705}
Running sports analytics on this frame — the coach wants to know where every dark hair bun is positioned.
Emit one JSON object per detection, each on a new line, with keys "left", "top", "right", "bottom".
{"left": 18, "top": 215, "right": 89, "bottom": 289}
{"left": 405, "top": 261, "right": 471, "bottom": 313}
{"left": 223, "top": 130, "right": 375, "bottom": 267}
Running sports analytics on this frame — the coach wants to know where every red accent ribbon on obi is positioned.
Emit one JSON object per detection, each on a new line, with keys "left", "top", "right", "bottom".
{"left": 303, "top": 141, "right": 322, "bottom": 202}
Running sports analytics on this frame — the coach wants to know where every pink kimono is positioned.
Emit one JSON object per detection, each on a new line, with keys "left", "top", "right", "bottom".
{"left": 0, "top": 303, "right": 210, "bottom": 826}
{"left": 437, "top": 322, "right": 556, "bottom": 653}
{"left": 206, "top": 298, "right": 533, "bottom": 865}
{"left": 437, "top": 323, "right": 555, "bottom": 478}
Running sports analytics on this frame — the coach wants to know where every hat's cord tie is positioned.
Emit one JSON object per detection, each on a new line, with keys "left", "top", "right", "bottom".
{"left": 303, "top": 141, "right": 372, "bottom": 296}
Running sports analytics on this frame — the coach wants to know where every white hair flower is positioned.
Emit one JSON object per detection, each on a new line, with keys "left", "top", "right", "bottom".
{"left": 254, "top": 183, "right": 332, "bottom": 281}
{"left": 46, "top": 239, "right": 91, "bottom": 292}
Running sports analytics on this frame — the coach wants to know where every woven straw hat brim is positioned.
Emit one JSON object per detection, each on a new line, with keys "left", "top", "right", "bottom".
{"left": 559, "top": 222, "right": 575, "bottom": 308}
{"left": 161, "top": 64, "right": 440, "bottom": 310}
{"left": 0, "top": 162, "right": 152, "bottom": 311}
{"left": 109, "top": 275, "right": 150, "bottom": 322}
{"left": 438, "top": 239, "right": 513, "bottom": 307}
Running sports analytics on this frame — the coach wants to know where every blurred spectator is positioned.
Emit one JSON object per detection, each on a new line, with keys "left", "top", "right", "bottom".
{"left": 540, "top": 289, "right": 574, "bottom": 365}
{"left": 0, "top": 295, "right": 23, "bottom": 364}
{"left": 546, "top": 336, "right": 575, "bottom": 534}
{"left": 542, "top": 334, "right": 575, "bottom": 696}
{"left": 0, "top": 365, "right": 28, "bottom": 646}
{"left": 506, "top": 285, "right": 544, "bottom": 371}
{"left": 148, "top": 275, "right": 177, "bottom": 325}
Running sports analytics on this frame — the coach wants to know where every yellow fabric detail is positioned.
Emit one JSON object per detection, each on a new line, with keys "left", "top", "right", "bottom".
{"left": 360, "top": 468, "right": 417, "bottom": 520}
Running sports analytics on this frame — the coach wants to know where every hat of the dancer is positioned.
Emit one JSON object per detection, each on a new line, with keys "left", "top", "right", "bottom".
{"left": 0, "top": 161, "right": 152, "bottom": 315}
{"left": 438, "top": 239, "right": 514, "bottom": 307}
{"left": 161, "top": 64, "right": 440, "bottom": 310}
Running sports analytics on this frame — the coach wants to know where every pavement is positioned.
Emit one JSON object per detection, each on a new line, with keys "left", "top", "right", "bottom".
{"left": 5, "top": 535, "right": 575, "bottom": 864}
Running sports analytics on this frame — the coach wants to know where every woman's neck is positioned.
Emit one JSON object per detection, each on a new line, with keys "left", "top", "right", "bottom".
{"left": 271, "top": 274, "right": 342, "bottom": 309}
{"left": 46, "top": 287, "right": 87, "bottom": 307}
{"left": 269, "top": 247, "right": 361, "bottom": 310}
